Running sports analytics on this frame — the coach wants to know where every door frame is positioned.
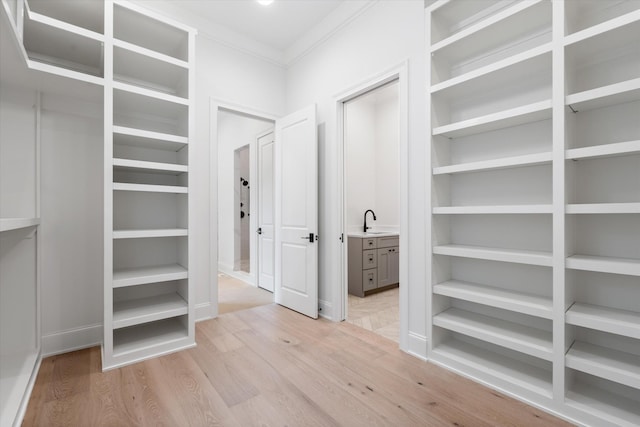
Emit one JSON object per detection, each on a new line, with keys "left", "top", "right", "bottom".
{"left": 209, "top": 99, "right": 278, "bottom": 318}
{"left": 333, "top": 61, "right": 409, "bottom": 350}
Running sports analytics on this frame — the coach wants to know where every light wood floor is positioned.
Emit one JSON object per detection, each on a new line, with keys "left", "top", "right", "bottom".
{"left": 23, "top": 304, "right": 572, "bottom": 426}
{"left": 218, "top": 273, "right": 273, "bottom": 315}
{"left": 347, "top": 287, "right": 399, "bottom": 342}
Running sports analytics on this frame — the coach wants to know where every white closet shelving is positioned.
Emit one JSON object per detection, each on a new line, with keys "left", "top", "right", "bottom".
{"left": 103, "top": 0, "right": 196, "bottom": 370}
{"left": 1, "top": 0, "right": 197, "bottom": 421}
{"left": 0, "top": 5, "right": 41, "bottom": 423}
{"left": 427, "top": 1, "right": 640, "bottom": 425}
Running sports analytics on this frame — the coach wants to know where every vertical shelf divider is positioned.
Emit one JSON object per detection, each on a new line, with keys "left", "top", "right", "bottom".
{"left": 102, "top": 0, "right": 115, "bottom": 370}
{"left": 551, "top": 0, "right": 566, "bottom": 402}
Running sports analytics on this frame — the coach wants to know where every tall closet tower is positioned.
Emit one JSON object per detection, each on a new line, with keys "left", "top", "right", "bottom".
{"left": 426, "top": 1, "right": 640, "bottom": 426}
{"left": 0, "top": 1, "right": 195, "bottom": 423}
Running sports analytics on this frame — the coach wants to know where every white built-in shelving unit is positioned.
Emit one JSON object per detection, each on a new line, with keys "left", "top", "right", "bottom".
{"left": 427, "top": 1, "right": 640, "bottom": 425}
{"left": 0, "top": 3, "right": 41, "bottom": 423}
{"left": 0, "top": 2, "right": 196, "bottom": 418}
{"left": 103, "top": 0, "right": 196, "bottom": 370}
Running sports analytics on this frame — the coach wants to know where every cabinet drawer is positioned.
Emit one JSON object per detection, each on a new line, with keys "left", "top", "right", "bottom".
{"left": 362, "top": 250, "right": 377, "bottom": 269}
{"left": 363, "top": 269, "right": 377, "bottom": 291}
{"left": 363, "top": 238, "right": 377, "bottom": 249}
{"left": 377, "top": 236, "right": 399, "bottom": 248}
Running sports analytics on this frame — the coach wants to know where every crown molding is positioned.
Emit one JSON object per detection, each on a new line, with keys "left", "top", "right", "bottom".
{"left": 285, "top": 0, "right": 379, "bottom": 66}
{"left": 130, "top": 0, "right": 378, "bottom": 69}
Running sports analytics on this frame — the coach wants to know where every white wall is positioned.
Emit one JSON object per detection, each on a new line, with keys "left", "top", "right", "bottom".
{"left": 346, "top": 84, "right": 400, "bottom": 233}
{"left": 187, "top": 34, "right": 286, "bottom": 318}
{"left": 285, "top": 0, "right": 427, "bottom": 356}
{"left": 345, "top": 97, "right": 376, "bottom": 232}
{"left": 217, "top": 110, "right": 273, "bottom": 281}
{"left": 39, "top": 94, "right": 103, "bottom": 355}
{"left": 374, "top": 94, "right": 400, "bottom": 228}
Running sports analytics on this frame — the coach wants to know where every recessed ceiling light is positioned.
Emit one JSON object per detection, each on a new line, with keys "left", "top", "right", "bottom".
{"left": 257, "top": 0, "right": 274, "bottom": 5}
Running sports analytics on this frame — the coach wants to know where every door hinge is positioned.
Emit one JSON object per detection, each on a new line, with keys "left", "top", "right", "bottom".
{"left": 339, "top": 233, "right": 344, "bottom": 243}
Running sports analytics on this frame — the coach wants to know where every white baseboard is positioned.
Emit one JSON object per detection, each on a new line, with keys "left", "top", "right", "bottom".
{"left": 196, "top": 302, "right": 214, "bottom": 321}
{"left": 406, "top": 331, "right": 428, "bottom": 361}
{"left": 218, "top": 264, "right": 256, "bottom": 286}
{"left": 318, "top": 299, "right": 333, "bottom": 320}
{"left": 41, "top": 323, "right": 102, "bottom": 357}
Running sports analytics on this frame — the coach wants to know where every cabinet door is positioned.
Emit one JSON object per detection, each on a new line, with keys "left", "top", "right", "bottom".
{"left": 388, "top": 247, "right": 399, "bottom": 285}
{"left": 377, "top": 247, "right": 399, "bottom": 288}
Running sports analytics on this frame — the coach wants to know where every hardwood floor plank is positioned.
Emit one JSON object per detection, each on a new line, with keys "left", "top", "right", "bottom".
{"left": 23, "top": 304, "right": 573, "bottom": 427}
{"left": 188, "top": 330, "right": 260, "bottom": 408}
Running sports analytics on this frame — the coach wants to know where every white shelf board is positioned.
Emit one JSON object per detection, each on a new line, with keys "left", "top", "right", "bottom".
{"left": 433, "top": 307, "right": 553, "bottom": 361}
{"left": 434, "top": 280, "right": 552, "bottom": 319}
{"left": 113, "top": 293, "right": 188, "bottom": 329}
{"left": 113, "top": 317, "right": 189, "bottom": 357}
{"left": 26, "top": 0, "right": 104, "bottom": 34}
{"left": 0, "top": 218, "right": 40, "bottom": 233}
{"left": 113, "top": 81, "right": 188, "bottom": 106}
{"left": 25, "top": 4, "right": 104, "bottom": 42}
{"left": 0, "top": 350, "right": 40, "bottom": 427}
{"left": 113, "top": 38, "right": 188, "bottom": 69}
{"left": 431, "top": 43, "right": 551, "bottom": 99}
{"left": 432, "top": 100, "right": 552, "bottom": 138}
{"left": 113, "top": 125, "right": 188, "bottom": 152}
{"left": 26, "top": 58, "right": 105, "bottom": 87}
{"left": 431, "top": 0, "right": 545, "bottom": 54}
{"left": 433, "top": 152, "right": 552, "bottom": 175}
{"left": 113, "top": 89, "right": 188, "bottom": 131}
{"left": 431, "top": 339, "right": 552, "bottom": 398}
{"left": 566, "top": 341, "right": 640, "bottom": 390}
{"left": 566, "top": 303, "right": 640, "bottom": 340}
{"left": 23, "top": 14, "right": 104, "bottom": 77}
{"left": 564, "top": 9, "right": 640, "bottom": 47}
{"left": 566, "top": 255, "right": 640, "bottom": 276}
{"left": 433, "top": 204, "right": 552, "bottom": 214}
{"left": 566, "top": 203, "right": 640, "bottom": 214}
{"left": 114, "top": 45, "right": 188, "bottom": 98}
{"left": 113, "top": 264, "right": 188, "bottom": 288}
{"left": 113, "top": 228, "right": 187, "bottom": 239}
{"left": 567, "top": 382, "right": 640, "bottom": 427}
{"left": 113, "top": 0, "right": 192, "bottom": 62}
{"left": 566, "top": 140, "right": 640, "bottom": 160}
{"left": 433, "top": 244, "right": 553, "bottom": 266}
{"left": 113, "top": 183, "right": 187, "bottom": 194}
{"left": 566, "top": 78, "right": 640, "bottom": 112}
{"left": 113, "top": 158, "right": 187, "bottom": 175}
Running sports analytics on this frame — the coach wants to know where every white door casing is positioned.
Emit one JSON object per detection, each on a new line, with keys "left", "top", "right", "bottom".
{"left": 257, "top": 131, "right": 275, "bottom": 292}
{"left": 274, "top": 105, "right": 318, "bottom": 319}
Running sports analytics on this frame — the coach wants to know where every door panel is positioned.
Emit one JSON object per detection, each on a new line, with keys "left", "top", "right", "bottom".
{"left": 274, "top": 105, "right": 318, "bottom": 319}
{"left": 258, "top": 132, "right": 274, "bottom": 292}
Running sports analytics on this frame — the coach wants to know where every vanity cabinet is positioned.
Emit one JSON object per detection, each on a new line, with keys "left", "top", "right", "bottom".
{"left": 348, "top": 235, "right": 399, "bottom": 297}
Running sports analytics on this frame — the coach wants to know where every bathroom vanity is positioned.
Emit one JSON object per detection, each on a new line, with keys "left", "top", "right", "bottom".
{"left": 348, "top": 232, "right": 399, "bottom": 297}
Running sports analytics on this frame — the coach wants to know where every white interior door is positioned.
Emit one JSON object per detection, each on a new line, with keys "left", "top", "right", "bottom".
{"left": 274, "top": 105, "right": 318, "bottom": 319}
{"left": 257, "top": 131, "right": 275, "bottom": 292}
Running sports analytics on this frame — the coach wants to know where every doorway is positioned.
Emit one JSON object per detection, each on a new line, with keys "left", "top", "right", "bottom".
{"left": 343, "top": 80, "right": 401, "bottom": 342}
{"left": 216, "top": 108, "right": 275, "bottom": 313}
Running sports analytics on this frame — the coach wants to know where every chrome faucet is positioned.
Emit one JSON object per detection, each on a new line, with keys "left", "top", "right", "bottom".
{"left": 363, "top": 209, "right": 377, "bottom": 233}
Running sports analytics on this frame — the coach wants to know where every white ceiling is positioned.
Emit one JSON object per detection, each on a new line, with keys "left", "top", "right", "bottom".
{"left": 137, "top": 0, "right": 374, "bottom": 65}
{"left": 175, "top": 0, "right": 346, "bottom": 52}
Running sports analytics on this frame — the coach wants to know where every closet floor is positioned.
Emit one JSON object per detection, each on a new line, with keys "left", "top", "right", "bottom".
{"left": 218, "top": 273, "right": 274, "bottom": 314}
{"left": 22, "top": 304, "right": 571, "bottom": 426}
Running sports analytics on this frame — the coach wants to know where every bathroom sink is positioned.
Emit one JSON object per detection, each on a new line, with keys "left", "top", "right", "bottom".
{"left": 365, "top": 231, "right": 386, "bottom": 235}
